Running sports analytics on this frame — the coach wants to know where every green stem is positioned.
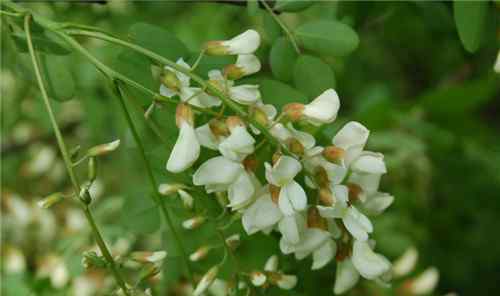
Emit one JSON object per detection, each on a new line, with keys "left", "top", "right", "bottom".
{"left": 114, "top": 83, "right": 194, "bottom": 283}
{"left": 259, "top": 0, "right": 301, "bottom": 54}
{"left": 23, "top": 13, "right": 130, "bottom": 296}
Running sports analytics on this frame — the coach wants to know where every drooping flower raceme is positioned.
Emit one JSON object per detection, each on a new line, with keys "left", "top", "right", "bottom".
{"left": 162, "top": 29, "right": 394, "bottom": 295}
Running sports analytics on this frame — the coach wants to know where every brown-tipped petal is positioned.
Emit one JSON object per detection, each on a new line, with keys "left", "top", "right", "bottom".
{"left": 315, "top": 167, "right": 330, "bottom": 188}
{"left": 161, "top": 70, "right": 182, "bottom": 92}
{"left": 283, "top": 103, "right": 305, "bottom": 122}
{"left": 287, "top": 138, "right": 305, "bottom": 156}
{"left": 175, "top": 103, "right": 194, "bottom": 127}
{"left": 226, "top": 116, "right": 245, "bottom": 130}
{"left": 347, "top": 183, "right": 363, "bottom": 203}
{"left": 251, "top": 106, "right": 269, "bottom": 127}
{"left": 269, "top": 184, "right": 281, "bottom": 204}
{"left": 319, "top": 187, "right": 335, "bottom": 206}
{"left": 243, "top": 154, "right": 258, "bottom": 172}
{"left": 208, "top": 118, "right": 230, "bottom": 138}
{"left": 223, "top": 64, "right": 244, "bottom": 80}
{"left": 204, "top": 41, "right": 229, "bottom": 55}
{"left": 307, "top": 207, "right": 328, "bottom": 230}
{"left": 323, "top": 146, "right": 345, "bottom": 163}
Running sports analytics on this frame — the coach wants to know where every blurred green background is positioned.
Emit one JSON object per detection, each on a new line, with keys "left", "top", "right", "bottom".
{"left": 1, "top": 1, "right": 499, "bottom": 296}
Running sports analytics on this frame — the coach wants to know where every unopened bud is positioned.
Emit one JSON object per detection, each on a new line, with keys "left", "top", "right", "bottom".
{"left": 158, "top": 183, "right": 185, "bottom": 196}
{"left": 250, "top": 271, "right": 267, "bottom": 287}
{"left": 82, "top": 251, "right": 107, "bottom": 269}
{"left": 226, "top": 116, "right": 244, "bottom": 130}
{"left": 178, "top": 189, "right": 194, "bottom": 209}
{"left": 271, "top": 152, "right": 282, "bottom": 165}
{"left": 243, "top": 154, "right": 258, "bottom": 172}
{"left": 307, "top": 207, "right": 328, "bottom": 230}
{"left": 223, "top": 64, "right": 244, "bottom": 80}
{"left": 319, "top": 187, "right": 335, "bottom": 206}
{"left": 182, "top": 216, "right": 206, "bottom": 230}
{"left": 189, "top": 246, "right": 211, "bottom": 262}
{"left": 208, "top": 118, "right": 229, "bottom": 138}
{"left": 87, "top": 139, "right": 120, "bottom": 157}
{"left": 282, "top": 103, "right": 304, "bottom": 122}
{"left": 130, "top": 251, "right": 167, "bottom": 263}
{"left": 176, "top": 103, "right": 194, "bottom": 127}
{"left": 225, "top": 234, "right": 241, "bottom": 250}
{"left": 315, "top": 167, "right": 330, "bottom": 188}
{"left": 251, "top": 106, "right": 269, "bottom": 127}
{"left": 79, "top": 188, "right": 92, "bottom": 205}
{"left": 404, "top": 267, "right": 439, "bottom": 295}
{"left": 269, "top": 185, "right": 280, "bottom": 204}
{"left": 193, "top": 266, "right": 219, "bottom": 296}
{"left": 88, "top": 157, "right": 97, "bottom": 183}
{"left": 37, "top": 192, "right": 64, "bottom": 209}
{"left": 347, "top": 183, "right": 362, "bottom": 203}
{"left": 204, "top": 41, "right": 228, "bottom": 56}
{"left": 161, "top": 70, "right": 182, "bottom": 92}
{"left": 139, "top": 263, "right": 161, "bottom": 282}
{"left": 287, "top": 138, "right": 304, "bottom": 156}
{"left": 323, "top": 146, "right": 345, "bottom": 163}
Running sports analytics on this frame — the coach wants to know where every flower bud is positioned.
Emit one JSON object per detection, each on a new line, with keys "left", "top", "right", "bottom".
{"left": 225, "top": 234, "right": 241, "bottom": 250}
{"left": 158, "top": 183, "right": 185, "bottom": 196}
{"left": 287, "top": 138, "right": 305, "bottom": 156}
{"left": 204, "top": 30, "right": 260, "bottom": 56}
{"left": 315, "top": 167, "right": 330, "bottom": 188}
{"left": 208, "top": 118, "right": 229, "bottom": 138}
{"left": 193, "top": 266, "right": 219, "bottom": 296}
{"left": 250, "top": 271, "right": 267, "bottom": 287}
{"left": 88, "top": 157, "right": 97, "bottom": 183}
{"left": 392, "top": 247, "right": 418, "bottom": 277}
{"left": 79, "top": 188, "right": 92, "bottom": 205}
{"left": 161, "top": 69, "right": 182, "bottom": 92}
{"left": 251, "top": 106, "right": 269, "bottom": 127}
{"left": 307, "top": 207, "right": 328, "bottom": 230}
{"left": 264, "top": 255, "right": 279, "bottom": 272}
{"left": 175, "top": 103, "right": 194, "bottom": 127}
{"left": 130, "top": 251, "right": 167, "bottom": 263}
{"left": 405, "top": 267, "right": 439, "bottom": 295}
{"left": 189, "top": 245, "right": 211, "bottom": 262}
{"left": 225, "top": 116, "right": 244, "bottom": 131}
{"left": 178, "top": 189, "right": 194, "bottom": 209}
{"left": 282, "top": 103, "right": 305, "bottom": 122}
{"left": 223, "top": 54, "right": 261, "bottom": 80}
{"left": 82, "top": 251, "right": 107, "bottom": 269}
{"left": 268, "top": 272, "right": 297, "bottom": 290}
{"left": 322, "top": 146, "right": 345, "bottom": 163}
{"left": 182, "top": 216, "right": 206, "bottom": 230}
{"left": 138, "top": 264, "right": 161, "bottom": 283}
{"left": 87, "top": 139, "right": 120, "bottom": 157}
{"left": 37, "top": 192, "right": 64, "bottom": 209}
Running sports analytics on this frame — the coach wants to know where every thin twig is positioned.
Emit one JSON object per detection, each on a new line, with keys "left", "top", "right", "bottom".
{"left": 259, "top": 0, "right": 301, "bottom": 54}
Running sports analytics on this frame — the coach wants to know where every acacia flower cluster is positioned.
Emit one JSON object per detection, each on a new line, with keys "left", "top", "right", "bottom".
{"left": 160, "top": 29, "right": 394, "bottom": 295}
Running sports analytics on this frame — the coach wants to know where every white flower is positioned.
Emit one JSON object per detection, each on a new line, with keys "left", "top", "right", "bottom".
{"left": 279, "top": 227, "right": 331, "bottom": 262}
{"left": 392, "top": 247, "right": 418, "bottom": 277}
{"left": 225, "top": 54, "right": 261, "bottom": 79}
{"left": 351, "top": 240, "right": 391, "bottom": 280}
{"left": 265, "top": 156, "right": 307, "bottom": 216}
{"left": 166, "top": 105, "right": 200, "bottom": 173}
{"left": 361, "top": 192, "right": 394, "bottom": 216}
{"left": 303, "top": 89, "right": 340, "bottom": 126}
{"left": 332, "top": 121, "right": 370, "bottom": 166}
{"left": 196, "top": 122, "right": 224, "bottom": 150}
{"left": 317, "top": 185, "right": 373, "bottom": 241}
{"left": 193, "top": 266, "right": 219, "bottom": 296}
{"left": 270, "top": 123, "right": 316, "bottom": 155}
{"left": 348, "top": 151, "right": 387, "bottom": 197}
{"left": 218, "top": 125, "right": 255, "bottom": 162}
{"left": 278, "top": 213, "right": 306, "bottom": 244}
{"left": 264, "top": 255, "right": 279, "bottom": 272}
{"left": 193, "top": 156, "right": 243, "bottom": 192}
{"left": 160, "top": 58, "right": 220, "bottom": 108}
{"left": 275, "top": 274, "right": 298, "bottom": 290}
{"left": 206, "top": 29, "right": 260, "bottom": 55}
{"left": 494, "top": 50, "right": 500, "bottom": 73}
{"left": 242, "top": 190, "right": 283, "bottom": 235}
{"left": 250, "top": 271, "right": 267, "bottom": 286}
{"left": 209, "top": 70, "right": 261, "bottom": 105}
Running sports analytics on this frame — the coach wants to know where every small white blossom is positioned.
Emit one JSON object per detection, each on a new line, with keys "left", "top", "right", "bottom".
{"left": 332, "top": 121, "right": 370, "bottom": 166}
{"left": 333, "top": 259, "right": 360, "bottom": 294}
{"left": 193, "top": 266, "right": 219, "bottom": 296}
{"left": 392, "top": 247, "right": 418, "bottom": 277}
{"left": 209, "top": 70, "right": 261, "bottom": 105}
{"left": 303, "top": 89, "right": 340, "bottom": 126}
{"left": 206, "top": 29, "right": 260, "bottom": 55}
{"left": 407, "top": 267, "right": 439, "bottom": 295}
{"left": 351, "top": 240, "right": 391, "bottom": 280}
{"left": 225, "top": 54, "right": 261, "bottom": 79}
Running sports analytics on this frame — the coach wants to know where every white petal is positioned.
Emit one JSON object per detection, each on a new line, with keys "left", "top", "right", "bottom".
{"left": 333, "top": 185, "right": 349, "bottom": 204}
{"left": 174, "top": 58, "right": 191, "bottom": 87}
{"left": 264, "top": 255, "right": 279, "bottom": 272}
{"left": 392, "top": 247, "right": 418, "bottom": 277}
{"left": 229, "top": 84, "right": 261, "bottom": 105}
{"left": 159, "top": 84, "right": 176, "bottom": 98}
{"left": 242, "top": 194, "right": 282, "bottom": 235}
{"left": 352, "top": 240, "right": 391, "bottom": 280}
{"left": 312, "top": 240, "right": 336, "bottom": 270}
{"left": 333, "top": 259, "right": 360, "bottom": 294}
{"left": 351, "top": 152, "right": 387, "bottom": 174}
{"left": 343, "top": 207, "right": 373, "bottom": 241}
{"left": 219, "top": 126, "right": 255, "bottom": 161}
{"left": 363, "top": 192, "right": 394, "bottom": 215}
{"left": 348, "top": 172, "right": 382, "bottom": 195}
{"left": 260, "top": 103, "right": 277, "bottom": 120}
{"left": 494, "top": 50, "right": 500, "bottom": 73}
{"left": 268, "top": 156, "right": 302, "bottom": 186}
{"left": 278, "top": 181, "right": 307, "bottom": 216}
{"left": 317, "top": 205, "right": 345, "bottom": 219}
{"left": 228, "top": 172, "right": 255, "bottom": 210}
{"left": 293, "top": 228, "right": 330, "bottom": 257}
{"left": 195, "top": 123, "right": 220, "bottom": 150}
{"left": 322, "top": 160, "right": 348, "bottom": 185}
{"left": 409, "top": 267, "right": 439, "bottom": 295}
{"left": 166, "top": 121, "right": 200, "bottom": 173}
{"left": 277, "top": 274, "right": 297, "bottom": 290}
{"left": 332, "top": 121, "right": 370, "bottom": 166}
{"left": 270, "top": 123, "right": 293, "bottom": 143}
{"left": 303, "top": 89, "right": 340, "bottom": 125}
{"left": 193, "top": 156, "right": 242, "bottom": 186}
{"left": 278, "top": 215, "right": 303, "bottom": 245}
{"left": 222, "top": 29, "right": 260, "bottom": 55}
{"left": 235, "top": 54, "right": 261, "bottom": 76}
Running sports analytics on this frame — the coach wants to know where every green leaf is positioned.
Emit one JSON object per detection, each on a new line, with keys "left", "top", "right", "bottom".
{"left": 121, "top": 191, "right": 160, "bottom": 234}
{"left": 263, "top": 13, "right": 282, "bottom": 42}
{"left": 294, "top": 20, "right": 359, "bottom": 56}
{"left": 128, "top": 22, "right": 189, "bottom": 61}
{"left": 247, "top": 0, "right": 259, "bottom": 16}
{"left": 11, "top": 31, "right": 71, "bottom": 55}
{"left": 39, "top": 54, "right": 76, "bottom": 102}
{"left": 274, "top": 0, "right": 314, "bottom": 12}
{"left": 453, "top": 1, "right": 488, "bottom": 53}
{"left": 259, "top": 79, "right": 307, "bottom": 109}
{"left": 269, "top": 37, "right": 298, "bottom": 82}
{"left": 293, "top": 55, "right": 335, "bottom": 98}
